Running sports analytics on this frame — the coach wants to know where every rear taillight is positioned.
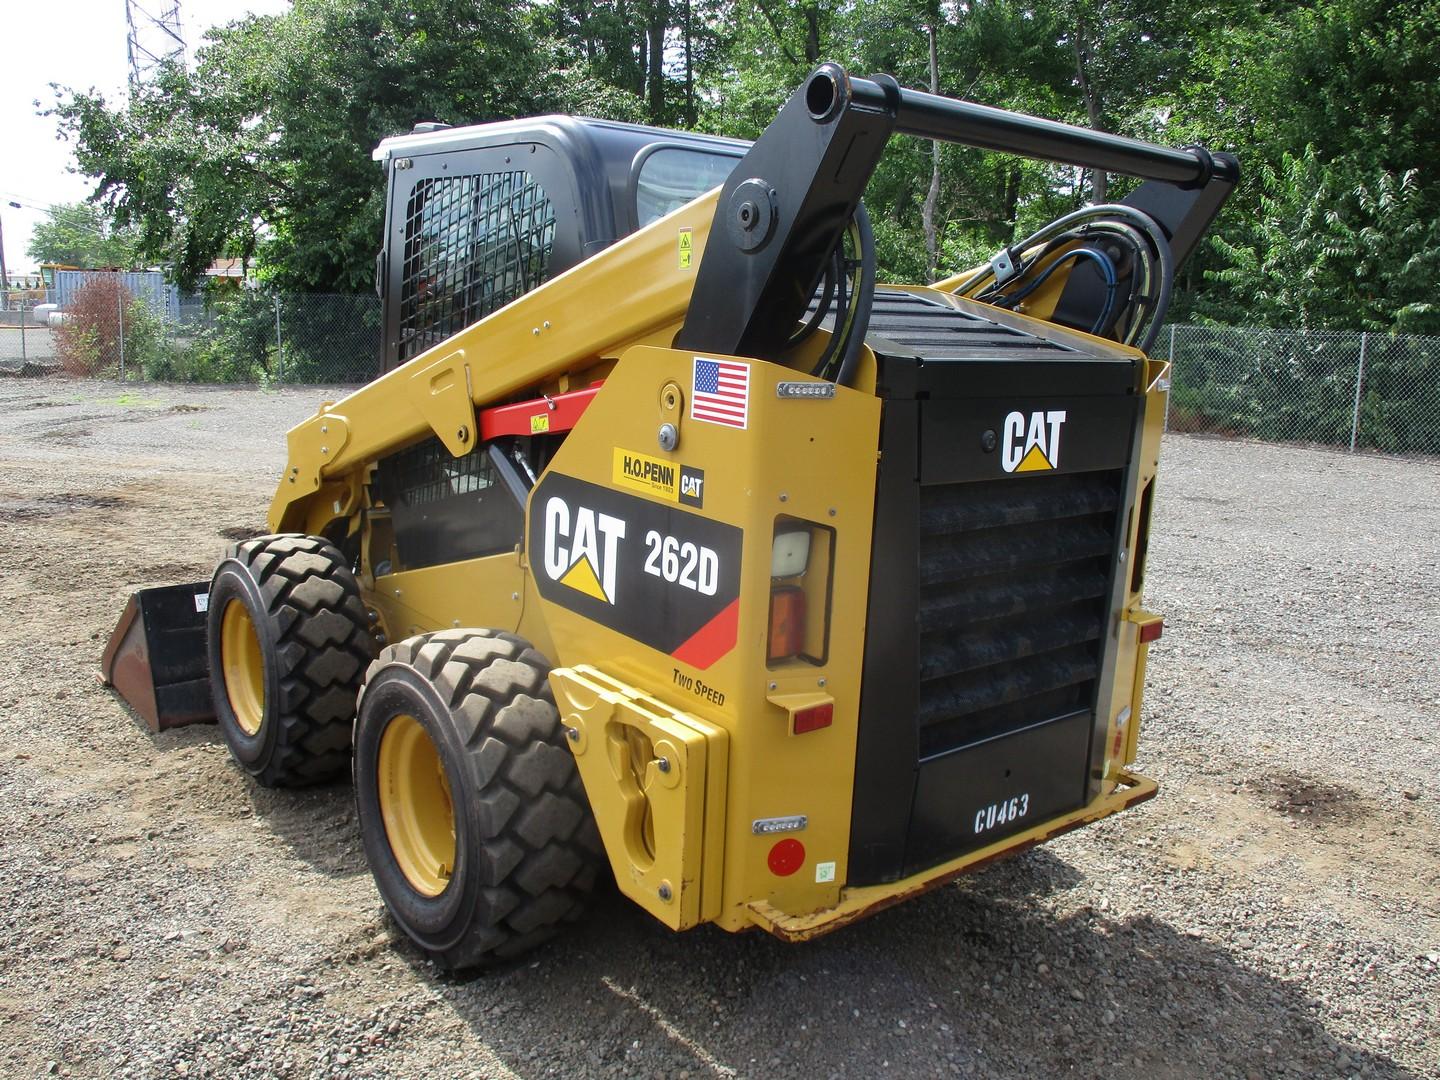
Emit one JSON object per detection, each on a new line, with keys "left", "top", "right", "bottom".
{"left": 1138, "top": 618, "right": 1163, "bottom": 644}
{"left": 766, "top": 518, "right": 835, "bottom": 666}
{"left": 768, "top": 585, "right": 806, "bottom": 662}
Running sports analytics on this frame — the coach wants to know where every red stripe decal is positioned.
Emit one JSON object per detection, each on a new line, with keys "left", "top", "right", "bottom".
{"left": 669, "top": 598, "right": 740, "bottom": 670}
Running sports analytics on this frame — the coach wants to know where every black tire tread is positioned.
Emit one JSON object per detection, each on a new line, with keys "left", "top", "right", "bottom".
{"left": 227, "top": 533, "right": 376, "bottom": 786}
{"left": 361, "top": 630, "right": 604, "bottom": 967}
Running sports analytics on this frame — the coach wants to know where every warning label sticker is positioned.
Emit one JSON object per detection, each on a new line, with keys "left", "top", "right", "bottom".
{"left": 678, "top": 228, "right": 693, "bottom": 269}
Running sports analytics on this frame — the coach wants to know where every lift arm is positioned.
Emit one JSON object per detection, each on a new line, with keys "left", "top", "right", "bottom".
{"left": 269, "top": 64, "right": 1235, "bottom": 535}
{"left": 676, "top": 63, "right": 1236, "bottom": 361}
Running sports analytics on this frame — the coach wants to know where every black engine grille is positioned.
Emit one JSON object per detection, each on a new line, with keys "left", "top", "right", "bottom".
{"left": 914, "top": 469, "right": 1122, "bottom": 759}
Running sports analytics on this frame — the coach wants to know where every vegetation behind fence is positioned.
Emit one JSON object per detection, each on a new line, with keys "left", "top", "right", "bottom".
{"left": 1165, "top": 325, "right": 1440, "bottom": 456}
{"left": 5, "top": 284, "right": 1437, "bottom": 457}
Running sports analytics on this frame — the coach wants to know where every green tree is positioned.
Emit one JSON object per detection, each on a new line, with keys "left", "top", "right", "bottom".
{"left": 1197, "top": 149, "right": 1440, "bottom": 334}
{"left": 52, "top": 0, "right": 565, "bottom": 291}
{"left": 26, "top": 202, "right": 140, "bottom": 268}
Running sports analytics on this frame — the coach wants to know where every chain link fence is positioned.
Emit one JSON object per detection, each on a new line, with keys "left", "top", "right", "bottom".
{"left": 1, "top": 282, "right": 381, "bottom": 385}
{"left": 1163, "top": 325, "right": 1440, "bottom": 457}
{"left": 0, "top": 306, "right": 59, "bottom": 374}
{"left": 4, "top": 279, "right": 1437, "bottom": 459}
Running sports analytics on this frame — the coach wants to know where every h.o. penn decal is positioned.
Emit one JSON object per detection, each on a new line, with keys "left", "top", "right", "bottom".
{"left": 530, "top": 473, "right": 742, "bottom": 669}
{"left": 612, "top": 447, "right": 705, "bottom": 508}
{"left": 1001, "top": 409, "right": 1067, "bottom": 473}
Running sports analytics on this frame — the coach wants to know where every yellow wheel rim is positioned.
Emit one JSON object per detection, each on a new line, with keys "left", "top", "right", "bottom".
{"left": 220, "top": 600, "right": 265, "bottom": 737}
{"left": 377, "top": 714, "right": 456, "bottom": 897}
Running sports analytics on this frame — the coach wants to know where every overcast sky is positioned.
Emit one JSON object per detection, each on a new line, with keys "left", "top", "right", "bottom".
{"left": 0, "top": 0, "right": 290, "bottom": 274}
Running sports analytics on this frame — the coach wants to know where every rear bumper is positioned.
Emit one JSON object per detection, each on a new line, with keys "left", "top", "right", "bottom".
{"left": 744, "top": 769, "right": 1157, "bottom": 941}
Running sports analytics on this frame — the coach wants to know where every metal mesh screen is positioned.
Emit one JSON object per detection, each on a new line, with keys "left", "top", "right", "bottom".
{"left": 380, "top": 437, "right": 498, "bottom": 506}
{"left": 397, "top": 171, "right": 556, "bottom": 363}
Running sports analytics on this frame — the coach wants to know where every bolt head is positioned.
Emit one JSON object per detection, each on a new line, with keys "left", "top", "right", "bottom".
{"left": 658, "top": 423, "right": 679, "bottom": 451}
{"left": 566, "top": 726, "right": 580, "bottom": 743}
{"left": 658, "top": 882, "right": 673, "bottom": 902}
{"left": 656, "top": 756, "right": 671, "bottom": 774}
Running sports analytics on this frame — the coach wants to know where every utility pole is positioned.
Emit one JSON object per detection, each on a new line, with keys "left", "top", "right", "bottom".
{"left": 0, "top": 201, "right": 20, "bottom": 311}
{"left": 0, "top": 207, "right": 9, "bottom": 311}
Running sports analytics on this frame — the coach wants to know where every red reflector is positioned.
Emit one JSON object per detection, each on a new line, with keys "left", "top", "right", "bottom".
{"left": 768, "top": 585, "right": 806, "bottom": 662}
{"left": 1139, "top": 620, "right": 1163, "bottom": 644}
{"left": 793, "top": 702, "right": 833, "bottom": 734}
{"left": 767, "top": 838, "right": 805, "bottom": 877}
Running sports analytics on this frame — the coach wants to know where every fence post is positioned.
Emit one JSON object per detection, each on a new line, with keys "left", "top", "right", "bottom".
{"left": 118, "top": 287, "right": 126, "bottom": 380}
{"left": 1164, "top": 324, "right": 1176, "bottom": 433}
{"left": 1348, "top": 331, "right": 1368, "bottom": 452}
{"left": 274, "top": 294, "right": 284, "bottom": 382}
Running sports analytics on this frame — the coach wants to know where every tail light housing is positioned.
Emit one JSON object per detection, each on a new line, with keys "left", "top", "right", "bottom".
{"left": 766, "top": 517, "right": 835, "bottom": 666}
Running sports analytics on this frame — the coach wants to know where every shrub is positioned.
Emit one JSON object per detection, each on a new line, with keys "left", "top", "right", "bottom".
{"left": 53, "top": 275, "right": 161, "bottom": 378}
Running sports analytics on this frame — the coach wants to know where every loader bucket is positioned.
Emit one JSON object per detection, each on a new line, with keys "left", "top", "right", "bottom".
{"left": 101, "top": 583, "right": 216, "bottom": 732}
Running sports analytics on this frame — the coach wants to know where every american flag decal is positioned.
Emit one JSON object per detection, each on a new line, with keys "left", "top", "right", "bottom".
{"left": 691, "top": 357, "right": 750, "bottom": 429}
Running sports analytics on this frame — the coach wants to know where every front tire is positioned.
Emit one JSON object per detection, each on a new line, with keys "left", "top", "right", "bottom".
{"left": 207, "top": 533, "right": 376, "bottom": 787}
{"left": 353, "top": 630, "right": 604, "bottom": 969}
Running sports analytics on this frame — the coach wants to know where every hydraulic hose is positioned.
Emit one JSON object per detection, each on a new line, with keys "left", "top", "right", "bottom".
{"left": 834, "top": 201, "right": 876, "bottom": 389}
{"left": 952, "top": 203, "right": 1175, "bottom": 351}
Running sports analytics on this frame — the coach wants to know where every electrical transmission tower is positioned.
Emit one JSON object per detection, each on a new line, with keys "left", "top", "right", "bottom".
{"left": 125, "top": 0, "right": 187, "bottom": 86}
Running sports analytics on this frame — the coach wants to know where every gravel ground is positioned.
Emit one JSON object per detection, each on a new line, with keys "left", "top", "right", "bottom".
{"left": 0, "top": 376, "right": 1435, "bottom": 1080}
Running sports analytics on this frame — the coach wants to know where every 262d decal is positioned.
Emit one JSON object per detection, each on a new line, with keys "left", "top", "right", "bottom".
{"left": 529, "top": 473, "right": 742, "bottom": 669}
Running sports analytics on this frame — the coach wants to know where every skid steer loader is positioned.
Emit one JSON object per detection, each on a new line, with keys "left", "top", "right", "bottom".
{"left": 103, "top": 63, "right": 1236, "bottom": 967}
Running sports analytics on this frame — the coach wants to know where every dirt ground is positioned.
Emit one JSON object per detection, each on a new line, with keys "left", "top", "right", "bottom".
{"left": 0, "top": 377, "right": 1435, "bottom": 1080}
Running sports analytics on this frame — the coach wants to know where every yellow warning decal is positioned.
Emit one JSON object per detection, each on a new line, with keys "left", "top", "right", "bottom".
{"left": 531, "top": 412, "right": 551, "bottom": 434}
{"left": 678, "top": 228, "right": 693, "bottom": 270}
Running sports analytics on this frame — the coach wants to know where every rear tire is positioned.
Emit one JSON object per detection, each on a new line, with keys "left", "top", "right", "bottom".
{"left": 207, "top": 533, "right": 376, "bottom": 787}
{"left": 353, "top": 630, "right": 605, "bottom": 970}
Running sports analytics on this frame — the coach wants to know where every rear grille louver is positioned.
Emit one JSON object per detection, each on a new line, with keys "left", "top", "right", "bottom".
{"left": 915, "top": 470, "right": 1121, "bottom": 758}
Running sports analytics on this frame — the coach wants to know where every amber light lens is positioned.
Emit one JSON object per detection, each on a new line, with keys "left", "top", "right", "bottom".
{"left": 768, "top": 585, "right": 806, "bottom": 662}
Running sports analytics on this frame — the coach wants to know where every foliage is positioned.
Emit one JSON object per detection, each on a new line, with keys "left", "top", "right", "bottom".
{"left": 1197, "top": 150, "right": 1440, "bottom": 335}
{"left": 53, "top": 276, "right": 157, "bottom": 376}
{"left": 159, "top": 290, "right": 278, "bottom": 383}
{"left": 45, "top": 0, "right": 1440, "bottom": 339}
{"left": 26, "top": 203, "right": 141, "bottom": 269}
{"left": 52, "top": 0, "right": 553, "bottom": 292}
{"left": 1167, "top": 325, "right": 1440, "bottom": 455}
